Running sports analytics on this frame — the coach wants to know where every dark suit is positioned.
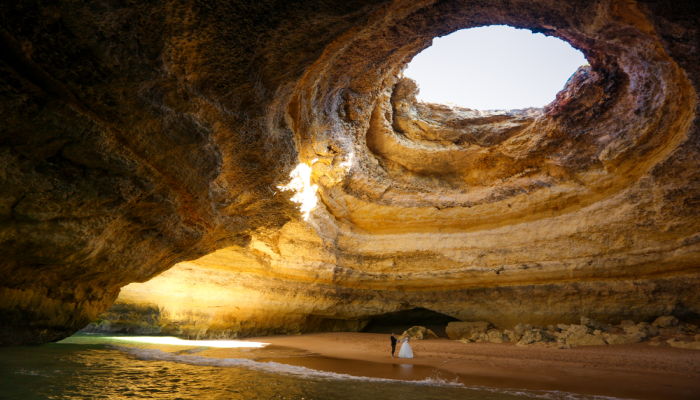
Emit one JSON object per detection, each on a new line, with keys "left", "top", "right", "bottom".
{"left": 391, "top": 335, "right": 397, "bottom": 355}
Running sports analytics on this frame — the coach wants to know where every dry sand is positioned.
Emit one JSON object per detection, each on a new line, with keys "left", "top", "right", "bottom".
{"left": 247, "top": 332, "right": 700, "bottom": 399}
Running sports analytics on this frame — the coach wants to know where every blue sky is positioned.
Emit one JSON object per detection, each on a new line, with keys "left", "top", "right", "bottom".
{"left": 403, "top": 25, "right": 587, "bottom": 110}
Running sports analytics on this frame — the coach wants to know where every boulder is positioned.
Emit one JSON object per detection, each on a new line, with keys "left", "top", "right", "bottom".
{"left": 503, "top": 329, "right": 520, "bottom": 342}
{"left": 568, "top": 334, "right": 607, "bottom": 346}
{"left": 469, "top": 332, "right": 483, "bottom": 342}
{"left": 677, "top": 322, "right": 699, "bottom": 333}
{"left": 466, "top": 330, "right": 505, "bottom": 343}
{"left": 517, "top": 330, "right": 543, "bottom": 346}
{"left": 517, "top": 329, "right": 555, "bottom": 346}
{"left": 400, "top": 326, "right": 428, "bottom": 340}
{"left": 652, "top": 316, "right": 679, "bottom": 328}
{"left": 514, "top": 323, "right": 533, "bottom": 335}
{"left": 557, "top": 324, "right": 570, "bottom": 331}
{"left": 623, "top": 324, "right": 658, "bottom": 337}
{"left": 667, "top": 339, "right": 700, "bottom": 350}
{"left": 646, "top": 324, "right": 660, "bottom": 336}
{"left": 426, "top": 329, "right": 439, "bottom": 339}
{"left": 561, "top": 324, "right": 606, "bottom": 346}
{"left": 486, "top": 330, "right": 504, "bottom": 343}
{"left": 604, "top": 334, "right": 644, "bottom": 345}
{"left": 581, "top": 316, "right": 606, "bottom": 331}
{"left": 446, "top": 321, "right": 492, "bottom": 340}
{"left": 565, "top": 324, "right": 590, "bottom": 339}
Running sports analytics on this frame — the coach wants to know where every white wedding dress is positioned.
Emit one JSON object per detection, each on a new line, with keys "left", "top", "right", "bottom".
{"left": 397, "top": 337, "right": 413, "bottom": 358}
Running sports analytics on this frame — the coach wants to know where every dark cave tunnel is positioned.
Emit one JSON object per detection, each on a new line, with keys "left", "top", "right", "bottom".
{"left": 361, "top": 308, "right": 460, "bottom": 337}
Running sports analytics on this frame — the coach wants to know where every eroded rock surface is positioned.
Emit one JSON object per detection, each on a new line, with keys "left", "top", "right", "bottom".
{"left": 1, "top": 0, "right": 700, "bottom": 344}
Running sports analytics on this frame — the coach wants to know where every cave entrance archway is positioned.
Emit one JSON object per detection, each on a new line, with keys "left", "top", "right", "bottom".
{"left": 361, "top": 308, "right": 460, "bottom": 338}
{"left": 403, "top": 25, "right": 588, "bottom": 109}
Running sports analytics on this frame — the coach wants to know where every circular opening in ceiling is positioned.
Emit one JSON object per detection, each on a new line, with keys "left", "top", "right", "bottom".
{"left": 403, "top": 25, "right": 588, "bottom": 110}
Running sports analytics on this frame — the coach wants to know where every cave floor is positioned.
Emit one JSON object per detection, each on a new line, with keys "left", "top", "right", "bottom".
{"left": 247, "top": 332, "right": 700, "bottom": 400}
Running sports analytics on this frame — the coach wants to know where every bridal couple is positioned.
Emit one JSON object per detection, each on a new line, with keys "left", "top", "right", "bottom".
{"left": 390, "top": 333, "right": 413, "bottom": 358}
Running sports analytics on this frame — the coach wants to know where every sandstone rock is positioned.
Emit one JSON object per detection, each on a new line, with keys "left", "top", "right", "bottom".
{"left": 553, "top": 331, "right": 567, "bottom": 344}
{"left": 568, "top": 334, "right": 608, "bottom": 346}
{"left": 623, "top": 324, "right": 658, "bottom": 337}
{"left": 503, "top": 329, "right": 520, "bottom": 343}
{"left": 667, "top": 339, "right": 700, "bottom": 350}
{"left": 517, "top": 329, "right": 555, "bottom": 346}
{"left": 517, "top": 330, "right": 543, "bottom": 346}
{"left": 446, "top": 321, "right": 492, "bottom": 340}
{"left": 469, "top": 332, "right": 482, "bottom": 342}
{"left": 604, "top": 334, "right": 644, "bottom": 345}
{"left": 426, "top": 329, "right": 439, "bottom": 339}
{"left": 2, "top": 0, "right": 700, "bottom": 345}
{"left": 646, "top": 325, "right": 660, "bottom": 337}
{"left": 677, "top": 322, "right": 698, "bottom": 333}
{"left": 581, "top": 316, "right": 606, "bottom": 331}
{"left": 557, "top": 324, "right": 571, "bottom": 331}
{"left": 561, "top": 324, "right": 606, "bottom": 346}
{"left": 566, "top": 324, "right": 590, "bottom": 338}
{"left": 514, "top": 324, "right": 533, "bottom": 335}
{"left": 486, "top": 330, "right": 504, "bottom": 343}
{"left": 400, "top": 326, "right": 429, "bottom": 340}
{"left": 652, "top": 316, "right": 679, "bottom": 328}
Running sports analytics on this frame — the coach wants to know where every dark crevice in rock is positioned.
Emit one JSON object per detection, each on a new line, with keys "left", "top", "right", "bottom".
{"left": 361, "top": 308, "right": 460, "bottom": 338}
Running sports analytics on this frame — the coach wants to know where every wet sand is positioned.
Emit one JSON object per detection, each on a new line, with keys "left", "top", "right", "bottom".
{"left": 247, "top": 332, "right": 700, "bottom": 399}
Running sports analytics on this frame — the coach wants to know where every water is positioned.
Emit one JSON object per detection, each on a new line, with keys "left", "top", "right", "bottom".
{"left": 0, "top": 333, "right": 623, "bottom": 400}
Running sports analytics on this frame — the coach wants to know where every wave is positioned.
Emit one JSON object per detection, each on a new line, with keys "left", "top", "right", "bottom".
{"left": 111, "top": 345, "right": 627, "bottom": 400}
{"left": 111, "top": 345, "right": 463, "bottom": 387}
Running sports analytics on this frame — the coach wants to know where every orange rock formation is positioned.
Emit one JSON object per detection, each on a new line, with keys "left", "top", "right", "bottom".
{"left": 1, "top": 0, "right": 699, "bottom": 344}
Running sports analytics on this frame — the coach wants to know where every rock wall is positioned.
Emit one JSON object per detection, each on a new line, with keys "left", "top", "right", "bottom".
{"left": 1, "top": 0, "right": 700, "bottom": 344}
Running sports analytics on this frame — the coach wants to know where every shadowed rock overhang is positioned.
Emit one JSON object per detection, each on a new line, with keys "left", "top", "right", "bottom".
{"left": 1, "top": 0, "right": 699, "bottom": 345}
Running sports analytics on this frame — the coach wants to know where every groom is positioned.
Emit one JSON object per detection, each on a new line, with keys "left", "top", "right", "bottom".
{"left": 390, "top": 333, "right": 397, "bottom": 358}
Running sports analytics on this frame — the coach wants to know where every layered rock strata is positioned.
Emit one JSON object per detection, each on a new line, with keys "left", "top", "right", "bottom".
{"left": 1, "top": 0, "right": 700, "bottom": 344}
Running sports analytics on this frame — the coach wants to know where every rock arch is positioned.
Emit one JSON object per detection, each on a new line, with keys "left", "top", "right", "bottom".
{"left": 1, "top": 0, "right": 699, "bottom": 344}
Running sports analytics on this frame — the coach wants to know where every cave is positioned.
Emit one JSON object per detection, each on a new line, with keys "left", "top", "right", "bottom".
{"left": 361, "top": 308, "right": 461, "bottom": 337}
{"left": 0, "top": 0, "right": 699, "bottom": 349}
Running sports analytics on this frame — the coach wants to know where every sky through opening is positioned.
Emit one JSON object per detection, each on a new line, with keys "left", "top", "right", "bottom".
{"left": 403, "top": 25, "right": 587, "bottom": 110}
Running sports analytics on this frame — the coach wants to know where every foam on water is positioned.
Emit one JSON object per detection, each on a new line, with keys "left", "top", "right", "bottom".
{"left": 113, "top": 345, "right": 628, "bottom": 400}
{"left": 112, "top": 345, "right": 463, "bottom": 387}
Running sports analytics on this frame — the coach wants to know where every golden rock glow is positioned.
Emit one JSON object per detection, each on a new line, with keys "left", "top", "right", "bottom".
{"left": 84, "top": 0, "right": 700, "bottom": 341}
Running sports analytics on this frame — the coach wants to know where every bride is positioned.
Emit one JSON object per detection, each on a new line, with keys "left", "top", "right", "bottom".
{"left": 397, "top": 336, "right": 413, "bottom": 358}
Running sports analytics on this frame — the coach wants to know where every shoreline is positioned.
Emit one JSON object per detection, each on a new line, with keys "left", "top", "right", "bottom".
{"left": 246, "top": 332, "right": 700, "bottom": 400}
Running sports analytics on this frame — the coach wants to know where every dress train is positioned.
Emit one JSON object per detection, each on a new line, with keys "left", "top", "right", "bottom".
{"left": 397, "top": 338, "right": 413, "bottom": 358}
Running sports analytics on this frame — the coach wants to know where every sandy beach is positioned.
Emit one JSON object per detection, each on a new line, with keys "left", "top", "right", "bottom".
{"left": 247, "top": 332, "right": 700, "bottom": 399}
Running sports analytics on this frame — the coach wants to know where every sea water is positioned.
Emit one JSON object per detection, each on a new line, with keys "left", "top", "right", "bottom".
{"left": 0, "top": 333, "right": 623, "bottom": 400}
